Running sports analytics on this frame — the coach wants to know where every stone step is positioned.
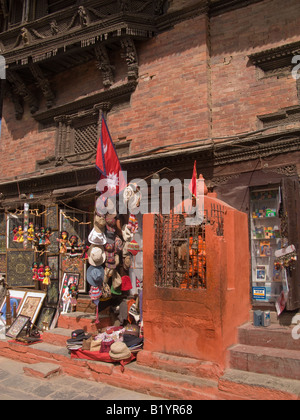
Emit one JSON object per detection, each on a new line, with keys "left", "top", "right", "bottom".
{"left": 57, "top": 312, "right": 111, "bottom": 333}
{"left": 1, "top": 338, "right": 299, "bottom": 400}
{"left": 238, "top": 322, "right": 299, "bottom": 351}
{"left": 229, "top": 344, "right": 300, "bottom": 380}
{"left": 23, "top": 362, "right": 62, "bottom": 379}
{"left": 42, "top": 327, "right": 72, "bottom": 347}
{"left": 219, "top": 369, "right": 300, "bottom": 400}
{"left": 137, "top": 349, "right": 223, "bottom": 381}
{"left": 249, "top": 310, "right": 300, "bottom": 326}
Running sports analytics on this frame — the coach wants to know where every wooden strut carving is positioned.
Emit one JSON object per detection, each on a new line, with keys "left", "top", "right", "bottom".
{"left": 121, "top": 37, "right": 139, "bottom": 81}
{"left": 6, "top": 70, "right": 39, "bottom": 114}
{"left": 29, "top": 62, "right": 56, "bottom": 109}
{"left": 94, "top": 43, "right": 115, "bottom": 88}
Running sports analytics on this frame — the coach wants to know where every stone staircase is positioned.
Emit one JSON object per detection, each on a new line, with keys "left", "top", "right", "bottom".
{"left": 0, "top": 311, "right": 299, "bottom": 400}
{"left": 221, "top": 313, "right": 300, "bottom": 399}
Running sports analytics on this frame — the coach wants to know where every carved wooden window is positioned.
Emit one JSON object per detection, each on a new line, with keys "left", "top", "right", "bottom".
{"left": 74, "top": 123, "right": 98, "bottom": 155}
{"left": 55, "top": 109, "right": 100, "bottom": 163}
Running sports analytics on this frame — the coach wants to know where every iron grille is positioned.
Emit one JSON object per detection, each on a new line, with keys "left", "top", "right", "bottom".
{"left": 154, "top": 205, "right": 225, "bottom": 289}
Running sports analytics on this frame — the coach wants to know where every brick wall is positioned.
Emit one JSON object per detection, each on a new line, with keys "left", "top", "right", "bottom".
{"left": 210, "top": 0, "right": 300, "bottom": 138}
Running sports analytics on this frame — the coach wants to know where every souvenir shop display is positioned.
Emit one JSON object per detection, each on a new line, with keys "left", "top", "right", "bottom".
{"left": 250, "top": 188, "right": 285, "bottom": 303}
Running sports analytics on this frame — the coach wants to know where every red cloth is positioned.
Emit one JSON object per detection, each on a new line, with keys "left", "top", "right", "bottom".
{"left": 70, "top": 349, "right": 136, "bottom": 371}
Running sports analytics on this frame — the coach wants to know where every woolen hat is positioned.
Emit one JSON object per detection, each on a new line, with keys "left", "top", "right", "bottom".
{"left": 121, "top": 275, "right": 132, "bottom": 291}
{"left": 87, "top": 265, "right": 105, "bottom": 287}
{"left": 109, "top": 341, "right": 132, "bottom": 361}
{"left": 127, "top": 240, "right": 140, "bottom": 256}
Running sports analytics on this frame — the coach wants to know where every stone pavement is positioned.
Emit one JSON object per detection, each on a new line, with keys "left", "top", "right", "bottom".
{"left": 0, "top": 356, "right": 163, "bottom": 400}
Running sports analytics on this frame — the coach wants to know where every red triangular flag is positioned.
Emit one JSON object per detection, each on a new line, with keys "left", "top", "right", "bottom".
{"left": 189, "top": 161, "right": 197, "bottom": 197}
{"left": 96, "top": 115, "right": 126, "bottom": 196}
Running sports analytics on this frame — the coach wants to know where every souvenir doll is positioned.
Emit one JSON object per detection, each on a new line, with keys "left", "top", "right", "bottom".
{"left": 43, "top": 265, "right": 51, "bottom": 287}
{"left": 38, "top": 227, "right": 46, "bottom": 246}
{"left": 12, "top": 226, "right": 18, "bottom": 242}
{"left": 69, "top": 282, "right": 78, "bottom": 312}
{"left": 45, "top": 227, "right": 53, "bottom": 247}
{"left": 38, "top": 262, "right": 45, "bottom": 283}
{"left": 31, "top": 262, "right": 38, "bottom": 282}
{"left": 57, "top": 231, "right": 68, "bottom": 254}
{"left": 68, "top": 235, "right": 82, "bottom": 258}
{"left": 27, "top": 222, "right": 35, "bottom": 242}
{"left": 81, "top": 243, "right": 89, "bottom": 261}
{"left": 62, "top": 286, "right": 72, "bottom": 313}
{"left": 16, "top": 226, "right": 24, "bottom": 243}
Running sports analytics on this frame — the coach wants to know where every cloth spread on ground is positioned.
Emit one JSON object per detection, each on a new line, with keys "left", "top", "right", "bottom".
{"left": 70, "top": 349, "right": 136, "bottom": 372}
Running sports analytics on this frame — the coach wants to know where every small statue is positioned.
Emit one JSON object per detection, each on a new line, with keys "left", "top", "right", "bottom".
{"left": 15, "top": 226, "right": 24, "bottom": 243}
{"left": 43, "top": 265, "right": 51, "bottom": 287}
{"left": 62, "top": 286, "right": 71, "bottom": 314}
{"left": 57, "top": 231, "right": 69, "bottom": 254}
{"left": 27, "top": 222, "right": 35, "bottom": 242}
{"left": 38, "top": 262, "right": 44, "bottom": 283}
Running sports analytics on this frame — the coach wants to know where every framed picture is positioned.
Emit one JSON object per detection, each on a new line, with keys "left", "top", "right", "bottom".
{"left": 256, "top": 265, "right": 267, "bottom": 282}
{"left": 17, "top": 291, "right": 46, "bottom": 326}
{"left": 61, "top": 256, "right": 86, "bottom": 292}
{"left": 260, "top": 241, "right": 272, "bottom": 257}
{"left": 6, "top": 315, "right": 31, "bottom": 339}
{"left": 61, "top": 272, "right": 80, "bottom": 292}
{"left": 36, "top": 307, "right": 56, "bottom": 331}
{"left": 0, "top": 290, "right": 26, "bottom": 323}
{"left": 47, "top": 255, "right": 59, "bottom": 280}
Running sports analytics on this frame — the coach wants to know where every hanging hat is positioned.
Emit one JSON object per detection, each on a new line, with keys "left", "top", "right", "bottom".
{"left": 111, "top": 284, "right": 122, "bottom": 296}
{"left": 94, "top": 214, "right": 106, "bottom": 233}
{"left": 123, "top": 255, "right": 132, "bottom": 270}
{"left": 109, "top": 341, "right": 132, "bottom": 361}
{"left": 112, "top": 270, "right": 122, "bottom": 289}
{"left": 88, "top": 228, "right": 107, "bottom": 246}
{"left": 121, "top": 275, "right": 132, "bottom": 291}
{"left": 114, "top": 236, "right": 123, "bottom": 253}
{"left": 127, "top": 240, "right": 140, "bottom": 256}
{"left": 122, "top": 225, "right": 133, "bottom": 242}
{"left": 87, "top": 245, "right": 106, "bottom": 266}
{"left": 86, "top": 265, "right": 105, "bottom": 287}
{"left": 89, "top": 286, "right": 101, "bottom": 302}
{"left": 105, "top": 242, "right": 116, "bottom": 269}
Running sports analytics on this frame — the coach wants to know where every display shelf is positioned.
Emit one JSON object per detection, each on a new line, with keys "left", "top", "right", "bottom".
{"left": 250, "top": 188, "right": 283, "bottom": 303}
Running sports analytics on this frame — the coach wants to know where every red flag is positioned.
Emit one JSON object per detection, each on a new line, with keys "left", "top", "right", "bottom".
{"left": 96, "top": 115, "right": 126, "bottom": 195}
{"left": 189, "top": 161, "right": 197, "bottom": 197}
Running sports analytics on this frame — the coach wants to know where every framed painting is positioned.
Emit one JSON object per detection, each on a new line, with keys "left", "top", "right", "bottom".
{"left": 61, "top": 272, "right": 80, "bottom": 292}
{"left": 6, "top": 315, "right": 31, "bottom": 339}
{"left": 256, "top": 265, "right": 267, "bottom": 282}
{"left": 0, "top": 290, "right": 26, "bottom": 323}
{"left": 36, "top": 307, "right": 56, "bottom": 331}
{"left": 61, "top": 255, "right": 86, "bottom": 292}
{"left": 17, "top": 291, "right": 46, "bottom": 326}
{"left": 47, "top": 255, "right": 59, "bottom": 280}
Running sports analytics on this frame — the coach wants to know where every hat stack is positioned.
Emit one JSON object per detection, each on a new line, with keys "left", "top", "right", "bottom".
{"left": 123, "top": 324, "right": 143, "bottom": 352}
{"left": 66, "top": 329, "right": 92, "bottom": 351}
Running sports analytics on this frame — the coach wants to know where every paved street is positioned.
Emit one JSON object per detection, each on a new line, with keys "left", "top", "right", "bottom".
{"left": 0, "top": 356, "right": 161, "bottom": 400}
